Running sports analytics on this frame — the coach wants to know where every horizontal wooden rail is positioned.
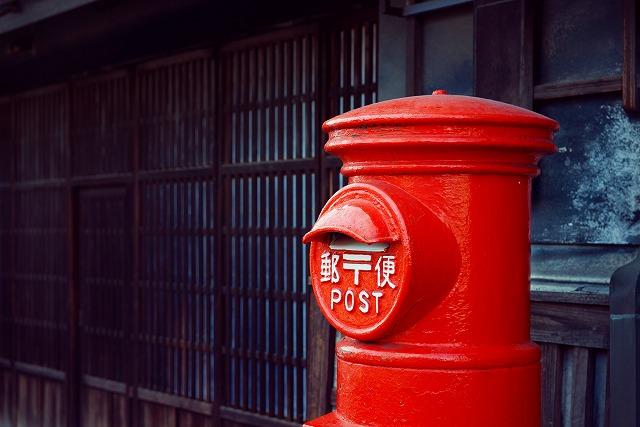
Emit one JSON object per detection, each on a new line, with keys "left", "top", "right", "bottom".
{"left": 83, "top": 375, "right": 127, "bottom": 394}
{"left": 531, "top": 301, "right": 609, "bottom": 349}
{"left": 13, "top": 361, "right": 65, "bottom": 381}
{"left": 220, "top": 406, "right": 302, "bottom": 427}
{"left": 221, "top": 158, "right": 318, "bottom": 175}
{"left": 137, "top": 388, "right": 213, "bottom": 416}
{"left": 531, "top": 280, "right": 609, "bottom": 305}
{"left": 534, "top": 75, "right": 622, "bottom": 101}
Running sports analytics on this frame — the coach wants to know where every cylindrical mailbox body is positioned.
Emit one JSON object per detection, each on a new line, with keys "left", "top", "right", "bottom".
{"left": 303, "top": 93, "right": 557, "bottom": 426}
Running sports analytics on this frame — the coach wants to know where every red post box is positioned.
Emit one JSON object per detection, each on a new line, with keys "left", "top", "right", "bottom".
{"left": 303, "top": 92, "right": 558, "bottom": 426}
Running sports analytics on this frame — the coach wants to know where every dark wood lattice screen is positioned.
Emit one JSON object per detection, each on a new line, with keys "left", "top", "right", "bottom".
{"left": 0, "top": 10, "right": 377, "bottom": 427}
{"left": 136, "top": 52, "right": 217, "bottom": 404}
{"left": 12, "top": 87, "right": 69, "bottom": 372}
{"left": 71, "top": 72, "right": 132, "bottom": 177}
{"left": 325, "top": 17, "right": 378, "bottom": 195}
{"left": 219, "top": 27, "right": 319, "bottom": 423}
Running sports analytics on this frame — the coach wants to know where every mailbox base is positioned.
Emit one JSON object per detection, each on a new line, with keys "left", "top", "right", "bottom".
{"left": 305, "top": 339, "right": 541, "bottom": 427}
{"left": 303, "top": 412, "right": 350, "bottom": 427}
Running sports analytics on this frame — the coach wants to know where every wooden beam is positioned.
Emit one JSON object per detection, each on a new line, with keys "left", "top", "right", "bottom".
{"left": 0, "top": 0, "right": 100, "bottom": 34}
{"left": 531, "top": 301, "right": 610, "bottom": 349}
{"left": 402, "top": 0, "right": 471, "bottom": 17}
{"left": 530, "top": 281, "right": 609, "bottom": 305}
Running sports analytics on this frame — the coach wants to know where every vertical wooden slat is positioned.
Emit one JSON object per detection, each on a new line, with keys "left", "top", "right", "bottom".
{"left": 66, "top": 83, "right": 80, "bottom": 427}
{"left": 181, "top": 178, "right": 188, "bottom": 399}
{"left": 29, "top": 376, "right": 42, "bottom": 427}
{"left": 285, "top": 173, "right": 292, "bottom": 422}
{"left": 130, "top": 65, "right": 141, "bottom": 427}
{"left": 250, "top": 173, "right": 258, "bottom": 414}
{"left": 213, "top": 47, "right": 225, "bottom": 417}
{"left": 353, "top": 24, "right": 362, "bottom": 109}
{"left": 8, "top": 99, "right": 17, "bottom": 427}
{"left": 540, "top": 343, "right": 563, "bottom": 426}
{"left": 277, "top": 171, "right": 284, "bottom": 419}
{"left": 241, "top": 47, "right": 251, "bottom": 413}
{"left": 565, "top": 347, "right": 594, "bottom": 426}
{"left": 17, "top": 375, "right": 27, "bottom": 427}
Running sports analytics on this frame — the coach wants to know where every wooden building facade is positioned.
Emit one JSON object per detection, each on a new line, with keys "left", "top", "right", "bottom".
{"left": 0, "top": 0, "right": 638, "bottom": 426}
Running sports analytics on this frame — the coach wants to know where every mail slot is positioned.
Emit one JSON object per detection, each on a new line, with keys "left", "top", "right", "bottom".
{"left": 303, "top": 91, "right": 558, "bottom": 426}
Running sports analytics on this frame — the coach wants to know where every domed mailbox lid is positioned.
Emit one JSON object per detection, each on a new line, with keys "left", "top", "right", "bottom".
{"left": 323, "top": 91, "right": 559, "bottom": 177}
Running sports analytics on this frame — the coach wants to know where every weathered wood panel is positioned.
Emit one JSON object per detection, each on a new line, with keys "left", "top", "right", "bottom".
{"left": 81, "top": 387, "right": 127, "bottom": 427}
{"left": 534, "top": 296, "right": 610, "bottom": 427}
{"left": 42, "top": 379, "right": 65, "bottom": 427}
{"left": 0, "top": 369, "right": 12, "bottom": 427}
{"left": 179, "top": 411, "right": 214, "bottom": 427}
{"left": 531, "top": 301, "right": 610, "bottom": 349}
{"left": 14, "top": 373, "right": 65, "bottom": 427}
{"left": 139, "top": 401, "right": 177, "bottom": 427}
{"left": 538, "top": 343, "right": 609, "bottom": 427}
{"left": 540, "top": 343, "right": 562, "bottom": 426}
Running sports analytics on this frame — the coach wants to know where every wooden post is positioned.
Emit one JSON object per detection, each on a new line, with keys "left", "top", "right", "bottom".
{"left": 129, "top": 66, "right": 140, "bottom": 427}
{"left": 623, "top": 0, "right": 639, "bottom": 112}
{"left": 307, "top": 21, "right": 336, "bottom": 421}
{"left": 66, "top": 84, "right": 80, "bottom": 427}
{"left": 473, "top": 0, "right": 533, "bottom": 108}
{"left": 306, "top": 298, "right": 335, "bottom": 420}
{"left": 610, "top": 254, "right": 640, "bottom": 427}
{"left": 377, "top": 0, "right": 410, "bottom": 101}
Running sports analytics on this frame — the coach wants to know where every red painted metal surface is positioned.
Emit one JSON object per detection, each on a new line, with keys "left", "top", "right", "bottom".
{"left": 303, "top": 91, "right": 558, "bottom": 426}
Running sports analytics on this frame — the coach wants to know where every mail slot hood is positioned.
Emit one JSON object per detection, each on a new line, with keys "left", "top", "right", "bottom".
{"left": 303, "top": 189, "right": 399, "bottom": 245}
